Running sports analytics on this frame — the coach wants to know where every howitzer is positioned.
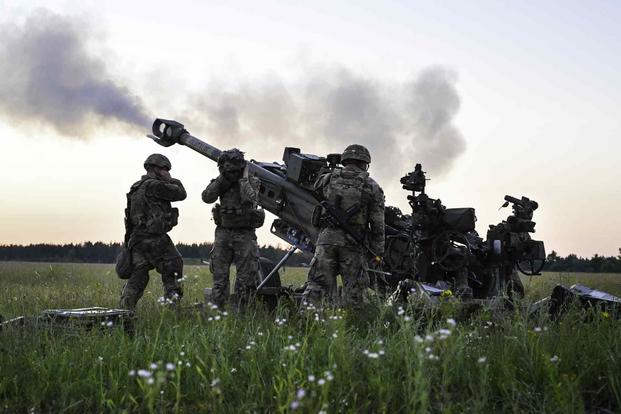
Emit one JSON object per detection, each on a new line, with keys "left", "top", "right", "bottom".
{"left": 384, "top": 165, "right": 548, "bottom": 300}
{"left": 149, "top": 119, "right": 322, "bottom": 254}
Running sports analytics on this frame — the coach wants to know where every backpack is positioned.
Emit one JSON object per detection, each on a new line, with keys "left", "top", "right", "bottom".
{"left": 115, "top": 178, "right": 152, "bottom": 279}
{"left": 324, "top": 169, "right": 370, "bottom": 230}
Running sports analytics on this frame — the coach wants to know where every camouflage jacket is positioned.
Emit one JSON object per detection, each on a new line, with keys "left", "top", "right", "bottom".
{"left": 315, "top": 164, "right": 385, "bottom": 254}
{"left": 202, "top": 175, "right": 263, "bottom": 229}
{"left": 128, "top": 172, "right": 186, "bottom": 238}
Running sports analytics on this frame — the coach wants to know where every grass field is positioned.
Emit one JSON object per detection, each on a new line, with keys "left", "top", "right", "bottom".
{"left": 1, "top": 262, "right": 621, "bottom": 413}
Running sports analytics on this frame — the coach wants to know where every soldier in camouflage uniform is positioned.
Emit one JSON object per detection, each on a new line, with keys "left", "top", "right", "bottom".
{"left": 119, "top": 154, "right": 187, "bottom": 310}
{"left": 303, "top": 144, "right": 385, "bottom": 308}
{"left": 202, "top": 149, "right": 264, "bottom": 308}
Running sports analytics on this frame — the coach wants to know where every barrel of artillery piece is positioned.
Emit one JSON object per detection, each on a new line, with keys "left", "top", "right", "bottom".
{"left": 148, "top": 119, "right": 321, "bottom": 251}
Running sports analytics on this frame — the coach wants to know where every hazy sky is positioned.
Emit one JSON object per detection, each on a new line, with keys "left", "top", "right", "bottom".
{"left": 0, "top": 0, "right": 620, "bottom": 256}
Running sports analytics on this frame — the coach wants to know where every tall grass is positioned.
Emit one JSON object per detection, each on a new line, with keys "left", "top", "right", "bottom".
{"left": 1, "top": 262, "right": 620, "bottom": 413}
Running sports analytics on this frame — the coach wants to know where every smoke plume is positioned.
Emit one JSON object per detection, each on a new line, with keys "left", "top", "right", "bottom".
{"left": 0, "top": 10, "right": 465, "bottom": 182}
{"left": 0, "top": 10, "right": 150, "bottom": 137}
{"left": 188, "top": 66, "right": 466, "bottom": 183}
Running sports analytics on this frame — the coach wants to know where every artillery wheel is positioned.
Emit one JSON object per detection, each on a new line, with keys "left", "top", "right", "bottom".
{"left": 517, "top": 258, "right": 545, "bottom": 276}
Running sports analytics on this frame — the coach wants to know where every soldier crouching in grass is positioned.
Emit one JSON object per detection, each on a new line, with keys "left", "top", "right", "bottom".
{"left": 303, "top": 144, "right": 385, "bottom": 309}
{"left": 202, "top": 149, "right": 264, "bottom": 310}
{"left": 119, "top": 154, "right": 187, "bottom": 311}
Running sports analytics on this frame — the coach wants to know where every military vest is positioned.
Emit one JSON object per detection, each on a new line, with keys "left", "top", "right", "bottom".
{"left": 128, "top": 177, "right": 179, "bottom": 236}
{"left": 323, "top": 168, "right": 370, "bottom": 236}
{"left": 213, "top": 179, "right": 264, "bottom": 229}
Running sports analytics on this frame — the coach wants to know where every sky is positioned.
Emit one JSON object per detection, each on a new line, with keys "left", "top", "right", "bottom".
{"left": 0, "top": 0, "right": 620, "bottom": 256}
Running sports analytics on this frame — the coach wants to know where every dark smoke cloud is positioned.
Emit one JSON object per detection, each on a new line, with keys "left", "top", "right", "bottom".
{"left": 188, "top": 66, "right": 466, "bottom": 184}
{"left": 0, "top": 10, "right": 150, "bottom": 137}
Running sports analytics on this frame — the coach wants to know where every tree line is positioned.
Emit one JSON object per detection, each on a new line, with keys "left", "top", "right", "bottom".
{"left": 0, "top": 242, "right": 310, "bottom": 266}
{"left": 1, "top": 243, "right": 621, "bottom": 273}
{"left": 544, "top": 250, "right": 621, "bottom": 273}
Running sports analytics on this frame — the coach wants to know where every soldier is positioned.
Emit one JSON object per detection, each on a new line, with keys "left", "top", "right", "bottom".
{"left": 202, "top": 149, "right": 264, "bottom": 308}
{"left": 303, "top": 144, "right": 385, "bottom": 308}
{"left": 119, "top": 154, "right": 187, "bottom": 310}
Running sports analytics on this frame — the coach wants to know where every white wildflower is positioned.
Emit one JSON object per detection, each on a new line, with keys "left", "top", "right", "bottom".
{"left": 290, "top": 400, "right": 300, "bottom": 410}
{"left": 137, "top": 369, "right": 152, "bottom": 378}
{"left": 478, "top": 357, "right": 487, "bottom": 364}
{"left": 414, "top": 335, "right": 423, "bottom": 343}
{"left": 534, "top": 327, "right": 542, "bottom": 333}
{"left": 166, "top": 363, "right": 175, "bottom": 371}
{"left": 211, "top": 378, "right": 220, "bottom": 387}
{"left": 147, "top": 378, "right": 154, "bottom": 385}
{"left": 308, "top": 375, "right": 316, "bottom": 382}
{"left": 296, "top": 388, "right": 306, "bottom": 399}
{"left": 149, "top": 362, "right": 158, "bottom": 369}
{"left": 446, "top": 318, "right": 457, "bottom": 327}
{"left": 129, "top": 370, "right": 136, "bottom": 377}
{"left": 550, "top": 355, "right": 560, "bottom": 363}
{"left": 318, "top": 378, "right": 326, "bottom": 385}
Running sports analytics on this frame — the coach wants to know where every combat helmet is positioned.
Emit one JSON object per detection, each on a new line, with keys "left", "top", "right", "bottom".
{"left": 144, "top": 153, "right": 171, "bottom": 171}
{"left": 218, "top": 148, "right": 246, "bottom": 172}
{"left": 341, "top": 144, "right": 371, "bottom": 164}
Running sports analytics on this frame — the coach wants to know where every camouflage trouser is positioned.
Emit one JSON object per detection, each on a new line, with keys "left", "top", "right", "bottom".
{"left": 119, "top": 235, "right": 184, "bottom": 310}
{"left": 303, "top": 244, "right": 368, "bottom": 308}
{"left": 210, "top": 227, "right": 260, "bottom": 308}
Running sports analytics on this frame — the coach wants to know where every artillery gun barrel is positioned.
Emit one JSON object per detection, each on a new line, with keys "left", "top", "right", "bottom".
{"left": 150, "top": 118, "right": 222, "bottom": 161}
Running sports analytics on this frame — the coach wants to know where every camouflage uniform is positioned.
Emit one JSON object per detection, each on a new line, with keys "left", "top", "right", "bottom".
{"left": 119, "top": 154, "right": 187, "bottom": 310}
{"left": 202, "top": 149, "right": 264, "bottom": 308}
{"left": 304, "top": 145, "right": 385, "bottom": 308}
